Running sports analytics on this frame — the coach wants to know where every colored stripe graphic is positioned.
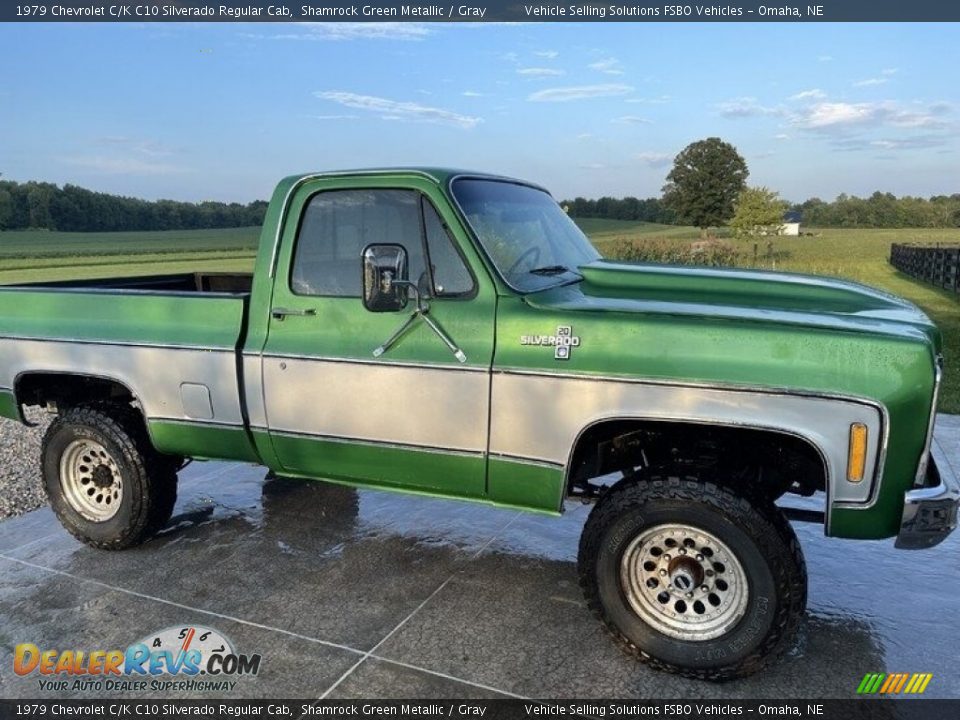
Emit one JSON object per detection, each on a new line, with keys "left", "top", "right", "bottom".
{"left": 857, "top": 672, "right": 932, "bottom": 694}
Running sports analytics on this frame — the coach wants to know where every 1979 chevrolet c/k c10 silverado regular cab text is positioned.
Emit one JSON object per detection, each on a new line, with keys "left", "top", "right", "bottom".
{"left": 0, "top": 169, "right": 956, "bottom": 680}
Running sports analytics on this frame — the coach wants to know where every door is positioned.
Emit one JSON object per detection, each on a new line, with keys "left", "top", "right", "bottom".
{"left": 261, "top": 176, "right": 496, "bottom": 499}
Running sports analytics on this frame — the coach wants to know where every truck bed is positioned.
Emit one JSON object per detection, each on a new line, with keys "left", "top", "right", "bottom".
{"left": 7, "top": 271, "right": 254, "bottom": 295}
{"left": 0, "top": 274, "right": 253, "bottom": 461}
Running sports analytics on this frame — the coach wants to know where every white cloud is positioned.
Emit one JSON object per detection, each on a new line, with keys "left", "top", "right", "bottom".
{"left": 517, "top": 67, "right": 564, "bottom": 77}
{"left": 869, "top": 136, "right": 947, "bottom": 150}
{"left": 613, "top": 116, "right": 652, "bottom": 124}
{"left": 635, "top": 152, "right": 673, "bottom": 167}
{"left": 313, "top": 114, "right": 358, "bottom": 121}
{"left": 577, "top": 133, "right": 593, "bottom": 140}
{"left": 534, "top": 50, "right": 559, "bottom": 59}
{"left": 96, "top": 136, "right": 174, "bottom": 158}
{"left": 792, "top": 101, "right": 948, "bottom": 131}
{"left": 716, "top": 97, "right": 782, "bottom": 118}
{"left": 796, "top": 101, "right": 884, "bottom": 128}
{"left": 461, "top": 91, "right": 484, "bottom": 97}
{"left": 580, "top": 163, "right": 606, "bottom": 170}
{"left": 63, "top": 156, "right": 188, "bottom": 175}
{"left": 881, "top": 68, "right": 899, "bottom": 76}
{"left": 314, "top": 91, "right": 482, "bottom": 129}
{"left": 625, "top": 95, "right": 671, "bottom": 105}
{"left": 818, "top": 55, "right": 833, "bottom": 62}
{"left": 528, "top": 83, "right": 633, "bottom": 102}
{"left": 789, "top": 89, "right": 826, "bottom": 101}
{"left": 588, "top": 57, "right": 624, "bottom": 75}
{"left": 775, "top": 133, "right": 791, "bottom": 140}
{"left": 265, "top": 23, "right": 431, "bottom": 41}
{"left": 854, "top": 77, "right": 888, "bottom": 87}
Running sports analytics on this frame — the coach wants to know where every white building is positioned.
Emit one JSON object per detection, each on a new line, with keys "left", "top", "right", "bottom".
{"left": 781, "top": 211, "right": 802, "bottom": 236}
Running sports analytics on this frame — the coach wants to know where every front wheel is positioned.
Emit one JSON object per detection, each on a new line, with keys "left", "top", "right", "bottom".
{"left": 578, "top": 477, "right": 806, "bottom": 681}
{"left": 42, "top": 403, "right": 178, "bottom": 550}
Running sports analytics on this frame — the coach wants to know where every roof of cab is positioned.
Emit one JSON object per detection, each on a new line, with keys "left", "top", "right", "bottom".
{"left": 280, "top": 167, "right": 543, "bottom": 189}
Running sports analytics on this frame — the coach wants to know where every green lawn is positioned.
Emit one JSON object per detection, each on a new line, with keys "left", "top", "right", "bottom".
{"left": 1, "top": 223, "right": 957, "bottom": 411}
{"left": 583, "top": 220, "right": 960, "bottom": 413}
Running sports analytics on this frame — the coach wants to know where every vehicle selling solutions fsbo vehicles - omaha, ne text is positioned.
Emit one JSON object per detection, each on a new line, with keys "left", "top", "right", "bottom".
{"left": 0, "top": 168, "right": 955, "bottom": 680}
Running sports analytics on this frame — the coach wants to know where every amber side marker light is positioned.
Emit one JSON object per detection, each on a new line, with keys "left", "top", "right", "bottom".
{"left": 848, "top": 423, "right": 868, "bottom": 483}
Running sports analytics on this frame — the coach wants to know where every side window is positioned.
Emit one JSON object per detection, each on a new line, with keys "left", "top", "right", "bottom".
{"left": 422, "top": 199, "right": 475, "bottom": 297}
{"left": 291, "top": 189, "right": 425, "bottom": 297}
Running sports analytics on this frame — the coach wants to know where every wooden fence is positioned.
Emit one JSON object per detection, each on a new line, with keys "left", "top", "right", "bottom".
{"left": 890, "top": 243, "right": 960, "bottom": 295}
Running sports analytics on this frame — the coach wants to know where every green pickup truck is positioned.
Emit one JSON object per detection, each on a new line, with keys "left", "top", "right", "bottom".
{"left": 0, "top": 168, "right": 955, "bottom": 680}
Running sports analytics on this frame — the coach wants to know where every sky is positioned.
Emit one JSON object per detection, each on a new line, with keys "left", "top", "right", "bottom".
{"left": 0, "top": 21, "right": 957, "bottom": 204}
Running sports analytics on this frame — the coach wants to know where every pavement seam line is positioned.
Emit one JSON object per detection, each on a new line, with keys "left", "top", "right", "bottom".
{"left": 2, "top": 532, "right": 60, "bottom": 556}
{"left": 366, "top": 654, "right": 528, "bottom": 699}
{"left": 0, "top": 552, "right": 366, "bottom": 657}
{"left": 309, "top": 511, "right": 523, "bottom": 706}
{"left": 0, "top": 549, "right": 526, "bottom": 701}
{"left": 316, "top": 578, "right": 455, "bottom": 702}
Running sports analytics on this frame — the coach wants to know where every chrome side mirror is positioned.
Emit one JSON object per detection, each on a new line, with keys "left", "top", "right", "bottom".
{"left": 362, "top": 244, "right": 409, "bottom": 312}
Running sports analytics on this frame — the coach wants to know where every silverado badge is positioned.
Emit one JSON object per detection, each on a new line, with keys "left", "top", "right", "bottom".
{"left": 520, "top": 325, "right": 581, "bottom": 360}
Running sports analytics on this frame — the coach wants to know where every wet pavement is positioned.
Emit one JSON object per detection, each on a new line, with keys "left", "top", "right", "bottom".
{"left": 0, "top": 418, "right": 957, "bottom": 700}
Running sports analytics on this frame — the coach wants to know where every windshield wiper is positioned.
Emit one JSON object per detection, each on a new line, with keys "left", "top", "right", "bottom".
{"left": 528, "top": 265, "right": 583, "bottom": 278}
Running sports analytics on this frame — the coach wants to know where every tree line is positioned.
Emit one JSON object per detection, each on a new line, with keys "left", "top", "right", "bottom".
{"left": 562, "top": 196, "right": 676, "bottom": 224}
{"left": 563, "top": 189, "right": 960, "bottom": 230}
{"left": 2, "top": 171, "right": 958, "bottom": 234}
{"left": 793, "top": 192, "right": 960, "bottom": 229}
{"left": 0, "top": 179, "right": 267, "bottom": 232}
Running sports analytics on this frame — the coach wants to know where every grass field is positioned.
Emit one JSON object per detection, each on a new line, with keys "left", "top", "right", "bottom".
{"left": 1, "top": 223, "right": 957, "bottom": 411}
{"left": 0, "top": 227, "right": 259, "bottom": 284}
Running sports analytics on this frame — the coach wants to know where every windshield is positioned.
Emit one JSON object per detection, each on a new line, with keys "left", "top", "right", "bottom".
{"left": 451, "top": 178, "right": 600, "bottom": 293}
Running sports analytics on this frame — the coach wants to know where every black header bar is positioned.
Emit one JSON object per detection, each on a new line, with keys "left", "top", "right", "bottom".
{"left": 4, "top": 1, "right": 960, "bottom": 23}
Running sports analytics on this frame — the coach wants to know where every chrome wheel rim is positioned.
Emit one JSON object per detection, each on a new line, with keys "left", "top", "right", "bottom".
{"left": 620, "top": 523, "right": 749, "bottom": 641}
{"left": 60, "top": 439, "right": 123, "bottom": 522}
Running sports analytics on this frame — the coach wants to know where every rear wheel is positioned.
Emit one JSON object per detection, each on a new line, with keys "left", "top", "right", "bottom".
{"left": 578, "top": 476, "right": 806, "bottom": 681}
{"left": 42, "top": 403, "right": 178, "bottom": 550}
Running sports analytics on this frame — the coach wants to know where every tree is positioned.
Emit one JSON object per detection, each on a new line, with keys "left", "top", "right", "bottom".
{"left": 729, "top": 187, "right": 789, "bottom": 238}
{"left": 0, "top": 188, "right": 12, "bottom": 230}
{"left": 662, "top": 137, "right": 749, "bottom": 234}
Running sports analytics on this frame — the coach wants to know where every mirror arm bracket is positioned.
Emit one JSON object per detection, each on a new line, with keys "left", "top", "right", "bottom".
{"left": 372, "top": 282, "right": 467, "bottom": 364}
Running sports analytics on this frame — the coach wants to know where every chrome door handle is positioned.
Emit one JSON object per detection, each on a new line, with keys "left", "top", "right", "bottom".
{"left": 271, "top": 307, "right": 316, "bottom": 320}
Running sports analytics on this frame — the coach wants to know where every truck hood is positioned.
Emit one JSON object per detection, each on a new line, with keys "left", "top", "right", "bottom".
{"left": 527, "top": 260, "right": 941, "bottom": 351}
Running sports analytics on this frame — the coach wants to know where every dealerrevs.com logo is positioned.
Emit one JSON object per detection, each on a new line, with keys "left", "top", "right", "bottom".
{"left": 14, "top": 625, "right": 261, "bottom": 693}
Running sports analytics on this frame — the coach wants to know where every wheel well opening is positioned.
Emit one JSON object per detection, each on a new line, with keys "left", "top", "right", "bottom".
{"left": 567, "top": 419, "right": 827, "bottom": 502}
{"left": 15, "top": 373, "right": 137, "bottom": 415}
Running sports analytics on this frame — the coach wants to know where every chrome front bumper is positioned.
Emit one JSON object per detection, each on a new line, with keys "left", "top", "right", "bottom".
{"left": 896, "top": 440, "right": 959, "bottom": 549}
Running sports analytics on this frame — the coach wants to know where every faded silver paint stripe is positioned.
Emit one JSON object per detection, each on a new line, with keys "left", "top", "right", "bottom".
{"left": 0, "top": 339, "right": 244, "bottom": 426}
{"left": 149, "top": 417, "right": 246, "bottom": 429}
{"left": 0, "top": 334, "right": 235, "bottom": 353}
{"left": 262, "top": 356, "right": 488, "bottom": 454}
{"left": 495, "top": 366, "right": 887, "bottom": 410}
{"left": 242, "top": 353, "right": 268, "bottom": 430}
{"left": 490, "top": 453, "right": 564, "bottom": 471}
{"left": 258, "top": 352, "right": 490, "bottom": 373}
{"left": 489, "top": 373, "right": 883, "bottom": 507}
{"left": 268, "top": 428, "right": 486, "bottom": 459}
